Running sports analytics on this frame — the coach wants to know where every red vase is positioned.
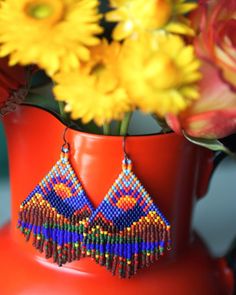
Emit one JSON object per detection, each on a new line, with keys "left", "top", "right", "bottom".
{"left": 0, "top": 106, "right": 234, "bottom": 295}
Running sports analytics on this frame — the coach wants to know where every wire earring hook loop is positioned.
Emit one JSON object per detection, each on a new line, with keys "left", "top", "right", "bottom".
{"left": 62, "top": 126, "right": 70, "bottom": 150}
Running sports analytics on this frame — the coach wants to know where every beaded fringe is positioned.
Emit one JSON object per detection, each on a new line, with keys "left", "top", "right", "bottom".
{"left": 17, "top": 151, "right": 171, "bottom": 278}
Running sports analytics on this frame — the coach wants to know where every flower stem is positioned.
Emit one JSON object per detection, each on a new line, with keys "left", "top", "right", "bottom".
{"left": 103, "top": 123, "right": 111, "bottom": 135}
{"left": 120, "top": 112, "right": 133, "bottom": 136}
{"left": 58, "top": 101, "right": 72, "bottom": 126}
{"left": 58, "top": 101, "right": 66, "bottom": 119}
{"left": 116, "top": 121, "right": 122, "bottom": 135}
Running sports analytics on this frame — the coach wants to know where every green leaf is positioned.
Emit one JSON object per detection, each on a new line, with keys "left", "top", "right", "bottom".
{"left": 24, "top": 83, "right": 58, "bottom": 110}
{"left": 152, "top": 114, "right": 172, "bottom": 134}
{"left": 183, "top": 132, "right": 236, "bottom": 158}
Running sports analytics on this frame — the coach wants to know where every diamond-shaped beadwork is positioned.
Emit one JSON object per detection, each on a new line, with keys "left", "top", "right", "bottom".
{"left": 83, "top": 157, "right": 171, "bottom": 278}
{"left": 18, "top": 146, "right": 94, "bottom": 266}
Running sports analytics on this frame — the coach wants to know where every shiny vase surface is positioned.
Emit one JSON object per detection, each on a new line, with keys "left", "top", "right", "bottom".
{"left": 0, "top": 106, "right": 234, "bottom": 295}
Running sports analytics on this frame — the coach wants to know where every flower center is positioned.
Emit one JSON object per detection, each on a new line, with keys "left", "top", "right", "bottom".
{"left": 92, "top": 63, "right": 105, "bottom": 76}
{"left": 91, "top": 63, "right": 117, "bottom": 93}
{"left": 27, "top": 3, "right": 54, "bottom": 19}
{"left": 25, "top": 0, "right": 64, "bottom": 23}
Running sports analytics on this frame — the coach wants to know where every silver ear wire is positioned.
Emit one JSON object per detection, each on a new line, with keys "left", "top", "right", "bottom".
{"left": 62, "top": 127, "right": 70, "bottom": 149}
{"left": 123, "top": 136, "right": 128, "bottom": 160}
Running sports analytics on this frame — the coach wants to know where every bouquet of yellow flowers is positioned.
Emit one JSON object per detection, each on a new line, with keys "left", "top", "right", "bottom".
{"left": 0, "top": 0, "right": 236, "bottom": 153}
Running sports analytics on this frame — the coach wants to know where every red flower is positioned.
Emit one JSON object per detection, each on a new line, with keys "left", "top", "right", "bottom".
{"left": 167, "top": 0, "right": 236, "bottom": 139}
{"left": 192, "top": 0, "right": 236, "bottom": 88}
{"left": 0, "top": 57, "right": 26, "bottom": 108}
{"left": 167, "top": 61, "right": 236, "bottom": 139}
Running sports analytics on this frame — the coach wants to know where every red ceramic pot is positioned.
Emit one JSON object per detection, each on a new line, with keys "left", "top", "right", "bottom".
{"left": 0, "top": 106, "right": 234, "bottom": 295}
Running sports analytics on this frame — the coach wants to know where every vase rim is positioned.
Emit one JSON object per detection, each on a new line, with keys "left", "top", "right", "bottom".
{"left": 68, "top": 126, "right": 178, "bottom": 140}
{"left": 22, "top": 104, "right": 181, "bottom": 140}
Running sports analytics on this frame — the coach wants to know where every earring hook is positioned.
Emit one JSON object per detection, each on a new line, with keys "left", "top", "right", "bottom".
{"left": 62, "top": 127, "right": 70, "bottom": 150}
{"left": 123, "top": 136, "right": 128, "bottom": 160}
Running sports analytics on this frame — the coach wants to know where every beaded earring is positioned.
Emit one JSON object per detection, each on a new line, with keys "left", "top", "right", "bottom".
{"left": 17, "top": 131, "right": 94, "bottom": 266}
{"left": 17, "top": 133, "right": 171, "bottom": 277}
{"left": 83, "top": 138, "right": 171, "bottom": 278}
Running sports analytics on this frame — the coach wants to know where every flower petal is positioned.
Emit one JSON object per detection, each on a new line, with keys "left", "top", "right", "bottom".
{"left": 183, "top": 109, "right": 236, "bottom": 139}
{"left": 167, "top": 61, "right": 236, "bottom": 139}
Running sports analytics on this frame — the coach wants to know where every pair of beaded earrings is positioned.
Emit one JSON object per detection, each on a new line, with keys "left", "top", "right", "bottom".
{"left": 17, "top": 130, "right": 171, "bottom": 279}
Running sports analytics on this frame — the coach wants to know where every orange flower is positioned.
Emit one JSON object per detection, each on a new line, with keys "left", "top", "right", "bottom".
{"left": 166, "top": 61, "right": 236, "bottom": 139}
{"left": 191, "top": 0, "right": 236, "bottom": 88}
{"left": 167, "top": 0, "right": 236, "bottom": 139}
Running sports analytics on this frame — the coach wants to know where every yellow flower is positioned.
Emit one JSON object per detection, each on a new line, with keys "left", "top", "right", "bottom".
{"left": 106, "top": 0, "right": 197, "bottom": 40}
{"left": 0, "top": 0, "right": 103, "bottom": 75}
{"left": 119, "top": 32, "right": 201, "bottom": 117}
{"left": 53, "top": 41, "right": 131, "bottom": 125}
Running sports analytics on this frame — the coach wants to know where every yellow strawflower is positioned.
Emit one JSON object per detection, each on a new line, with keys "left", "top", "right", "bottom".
{"left": 53, "top": 41, "right": 131, "bottom": 125}
{"left": 119, "top": 32, "right": 201, "bottom": 117}
{"left": 0, "top": 0, "right": 103, "bottom": 75}
{"left": 106, "top": 0, "right": 197, "bottom": 40}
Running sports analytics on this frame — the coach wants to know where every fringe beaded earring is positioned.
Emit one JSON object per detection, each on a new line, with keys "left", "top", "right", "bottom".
{"left": 17, "top": 133, "right": 171, "bottom": 276}
{"left": 17, "top": 129, "right": 94, "bottom": 266}
{"left": 83, "top": 138, "right": 171, "bottom": 278}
